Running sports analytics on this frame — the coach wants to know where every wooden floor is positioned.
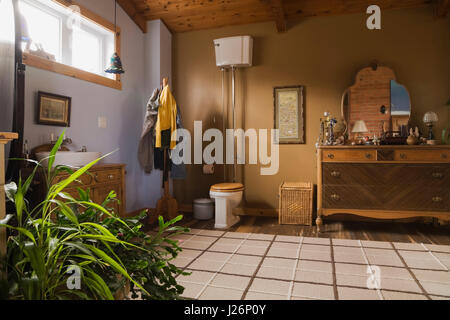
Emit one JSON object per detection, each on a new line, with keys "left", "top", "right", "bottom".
{"left": 175, "top": 213, "right": 450, "bottom": 245}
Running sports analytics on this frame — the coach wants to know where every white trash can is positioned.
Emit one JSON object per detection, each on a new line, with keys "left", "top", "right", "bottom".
{"left": 193, "top": 198, "right": 215, "bottom": 220}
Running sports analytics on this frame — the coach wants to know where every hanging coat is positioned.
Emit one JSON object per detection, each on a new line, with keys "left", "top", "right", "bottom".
{"left": 155, "top": 84, "right": 177, "bottom": 149}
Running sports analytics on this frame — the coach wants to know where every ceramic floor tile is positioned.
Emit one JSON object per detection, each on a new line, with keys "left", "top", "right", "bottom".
{"left": 189, "top": 259, "right": 225, "bottom": 272}
{"left": 402, "top": 257, "right": 446, "bottom": 270}
{"left": 297, "top": 260, "right": 333, "bottom": 273}
{"left": 337, "top": 287, "right": 381, "bottom": 300}
{"left": 210, "top": 274, "right": 251, "bottom": 290}
{"left": 299, "top": 250, "right": 331, "bottom": 261}
{"left": 198, "top": 286, "right": 244, "bottom": 300}
{"left": 181, "top": 240, "right": 212, "bottom": 250}
{"left": 424, "top": 244, "right": 450, "bottom": 253}
{"left": 241, "top": 239, "right": 271, "bottom": 248}
{"left": 171, "top": 234, "right": 193, "bottom": 241}
{"left": 302, "top": 237, "right": 331, "bottom": 245}
{"left": 274, "top": 235, "right": 303, "bottom": 243}
{"left": 393, "top": 242, "right": 426, "bottom": 251}
{"left": 200, "top": 251, "right": 233, "bottom": 262}
{"left": 178, "top": 249, "right": 203, "bottom": 259}
{"left": 380, "top": 278, "right": 422, "bottom": 293}
{"left": 198, "top": 230, "right": 225, "bottom": 237}
{"left": 419, "top": 281, "right": 450, "bottom": 296}
{"left": 301, "top": 244, "right": 331, "bottom": 253}
{"left": 378, "top": 266, "right": 414, "bottom": 280}
{"left": 262, "top": 257, "right": 297, "bottom": 269}
{"left": 267, "top": 248, "right": 298, "bottom": 259}
{"left": 221, "top": 263, "right": 258, "bottom": 276}
{"left": 190, "top": 235, "right": 217, "bottom": 243}
{"left": 366, "top": 254, "right": 404, "bottom": 267}
{"left": 412, "top": 269, "right": 450, "bottom": 284}
{"left": 398, "top": 250, "right": 434, "bottom": 260}
{"left": 430, "top": 295, "right": 450, "bottom": 300}
{"left": 248, "top": 278, "right": 291, "bottom": 295}
{"left": 270, "top": 242, "right": 299, "bottom": 250}
{"left": 209, "top": 244, "right": 240, "bottom": 253}
{"left": 178, "top": 281, "right": 205, "bottom": 299}
{"left": 228, "top": 254, "right": 263, "bottom": 266}
{"left": 236, "top": 245, "right": 268, "bottom": 256}
{"left": 291, "top": 283, "right": 335, "bottom": 300}
{"left": 363, "top": 248, "right": 397, "bottom": 256}
{"left": 294, "top": 270, "right": 333, "bottom": 285}
{"left": 335, "top": 263, "right": 368, "bottom": 276}
{"left": 224, "top": 232, "right": 250, "bottom": 239}
{"left": 185, "top": 228, "right": 203, "bottom": 235}
{"left": 334, "top": 253, "right": 367, "bottom": 264}
{"left": 332, "top": 239, "right": 361, "bottom": 247}
{"left": 381, "top": 290, "right": 427, "bottom": 300}
{"left": 214, "top": 238, "right": 244, "bottom": 245}
{"left": 256, "top": 266, "right": 293, "bottom": 280}
{"left": 334, "top": 246, "right": 364, "bottom": 255}
{"left": 244, "top": 292, "right": 287, "bottom": 300}
{"left": 336, "top": 274, "right": 370, "bottom": 288}
{"left": 248, "top": 233, "right": 275, "bottom": 241}
{"left": 172, "top": 257, "right": 194, "bottom": 268}
{"left": 433, "top": 252, "right": 450, "bottom": 262}
{"left": 180, "top": 270, "right": 216, "bottom": 284}
{"left": 361, "top": 240, "right": 393, "bottom": 249}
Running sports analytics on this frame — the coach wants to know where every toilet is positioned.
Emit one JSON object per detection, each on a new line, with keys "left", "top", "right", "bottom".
{"left": 210, "top": 183, "right": 244, "bottom": 229}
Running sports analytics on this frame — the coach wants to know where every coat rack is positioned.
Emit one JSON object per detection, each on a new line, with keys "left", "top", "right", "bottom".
{"left": 155, "top": 77, "right": 178, "bottom": 221}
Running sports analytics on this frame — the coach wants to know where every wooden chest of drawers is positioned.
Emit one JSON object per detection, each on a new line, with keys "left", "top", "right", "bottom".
{"left": 34, "top": 164, "right": 126, "bottom": 217}
{"left": 317, "top": 145, "right": 450, "bottom": 231}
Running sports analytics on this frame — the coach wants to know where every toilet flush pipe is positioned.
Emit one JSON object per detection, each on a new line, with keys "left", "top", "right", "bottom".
{"left": 221, "top": 67, "right": 226, "bottom": 182}
{"left": 231, "top": 65, "right": 236, "bottom": 183}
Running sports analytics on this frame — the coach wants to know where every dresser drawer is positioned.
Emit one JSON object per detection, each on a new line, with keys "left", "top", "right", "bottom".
{"left": 394, "top": 149, "right": 450, "bottom": 162}
{"left": 52, "top": 172, "right": 94, "bottom": 187}
{"left": 93, "top": 169, "right": 122, "bottom": 184}
{"left": 323, "top": 185, "right": 384, "bottom": 209}
{"left": 323, "top": 163, "right": 450, "bottom": 187}
{"left": 322, "top": 149, "right": 376, "bottom": 162}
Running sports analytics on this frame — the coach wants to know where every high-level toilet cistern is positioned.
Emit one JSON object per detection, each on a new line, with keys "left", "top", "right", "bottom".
{"left": 210, "top": 36, "right": 253, "bottom": 229}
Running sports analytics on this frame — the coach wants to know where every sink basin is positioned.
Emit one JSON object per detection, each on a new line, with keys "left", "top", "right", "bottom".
{"left": 36, "top": 151, "right": 102, "bottom": 168}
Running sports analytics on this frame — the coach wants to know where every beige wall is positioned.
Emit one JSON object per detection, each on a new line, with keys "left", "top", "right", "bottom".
{"left": 172, "top": 7, "right": 450, "bottom": 209}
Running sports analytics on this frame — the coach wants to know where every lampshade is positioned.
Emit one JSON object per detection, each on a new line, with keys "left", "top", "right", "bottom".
{"left": 105, "top": 0, "right": 124, "bottom": 74}
{"left": 352, "top": 120, "right": 368, "bottom": 133}
{"left": 423, "top": 111, "right": 438, "bottom": 124}
{"left": 105, "top": 52, "right": 124, "bottom": 74}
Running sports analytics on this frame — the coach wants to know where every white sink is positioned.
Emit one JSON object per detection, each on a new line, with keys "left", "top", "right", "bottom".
{"left": 36, "top": 151, "right": 102, "bottom": 168}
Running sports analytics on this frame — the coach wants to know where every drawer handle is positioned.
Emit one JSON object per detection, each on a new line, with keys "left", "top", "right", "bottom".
{"left": 432, "top": 196, "right": 443, "bottom": 203}
{"left": 442, "top": 153, "right": 448, "bottom": 159}
{"left": 432, "top": 172, "right": 443, "bottom": 179}
{"left": 331, "top": 171, "right": 341, "bottom": 177}
{"left": 331, "top": 194, "right": 340, "bottom": 201}
{"left": 108, "top": 174, "right": 115, "bottom": 180}
{"left": 400, "top": 153, "right": 407, "bottom": 159}
{"left": 327, "top": 153, "right": 335, "bottom": 159}
{"left": 365, "top": 153, "right": 372, "bottom": 159}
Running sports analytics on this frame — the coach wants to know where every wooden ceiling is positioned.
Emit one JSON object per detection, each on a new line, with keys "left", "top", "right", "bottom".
{"left": 117, "top": 0, "right": 449, "bottom": 33}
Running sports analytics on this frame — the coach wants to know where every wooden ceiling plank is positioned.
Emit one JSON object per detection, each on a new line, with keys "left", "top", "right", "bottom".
{"left": 435, "top": 0, "right": 449, "bottom": 17}
{"left": 116, "top": 0, "right": 147, "bottom": 33}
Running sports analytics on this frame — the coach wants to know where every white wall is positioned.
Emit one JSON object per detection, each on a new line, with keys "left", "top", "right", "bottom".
{"left": 23, "top": 0, "right": 171, "bottom": 212}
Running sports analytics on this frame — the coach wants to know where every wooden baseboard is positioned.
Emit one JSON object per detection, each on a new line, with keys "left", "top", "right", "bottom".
{"left": 233, "top": 208, "right": 278, "bottom": 217}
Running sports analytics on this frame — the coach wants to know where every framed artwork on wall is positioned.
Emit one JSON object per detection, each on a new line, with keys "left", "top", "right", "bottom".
{"left": 273, "top": 86, "right": 305, "bottom": 144}
{"left": 36, "top": 91, "right": 71, "bottom": 127}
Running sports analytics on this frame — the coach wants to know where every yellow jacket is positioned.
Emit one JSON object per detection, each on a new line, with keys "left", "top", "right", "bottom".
{"left": 155, "top": 84, "right": 177, "bottom": 149}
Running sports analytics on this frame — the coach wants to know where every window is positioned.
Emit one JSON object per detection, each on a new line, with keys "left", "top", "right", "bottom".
{"left": 19, "top": 0, "right": 121, "bottom": 89}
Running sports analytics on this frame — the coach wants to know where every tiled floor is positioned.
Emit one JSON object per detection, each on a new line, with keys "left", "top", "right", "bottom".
{"left": 170, "top": 229, "right": 450, "bottom": 300}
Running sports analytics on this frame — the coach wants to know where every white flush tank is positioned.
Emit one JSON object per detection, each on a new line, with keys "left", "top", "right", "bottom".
{"left": 214, "top": 36, "right": 253, "bottom": 68}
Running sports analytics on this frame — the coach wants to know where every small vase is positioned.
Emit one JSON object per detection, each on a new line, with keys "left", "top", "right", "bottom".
{"left": 406, "top": 135, "right": 418, "bottom": 145}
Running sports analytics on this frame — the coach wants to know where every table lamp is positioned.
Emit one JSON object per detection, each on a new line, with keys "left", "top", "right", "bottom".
{"left": 352, "top": 120, "right": 368, "bottom": 144}
{"left": 423, "top": 111, "right": 438, "bottom": 145}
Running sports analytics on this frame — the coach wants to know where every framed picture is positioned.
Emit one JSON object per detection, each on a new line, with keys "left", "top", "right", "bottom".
{"left": 273, "top": 86, "right": 305, "bottom": 144}
{"left": 37, "top": 91, "right": 71, "bottom": 127}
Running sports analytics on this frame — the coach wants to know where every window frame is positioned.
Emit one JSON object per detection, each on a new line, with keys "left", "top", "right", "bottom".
{"left": 21, "top": 0, "right": 122, "bottom": 90}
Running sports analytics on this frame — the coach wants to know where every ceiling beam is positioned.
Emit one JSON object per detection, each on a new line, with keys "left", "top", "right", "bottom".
{"left": 264, "top": 0, "right": 287, "bottom": 33}
{"left": 435, "top": 0, "right": 449, "bottom": 18}
{"left": 116, "top": 0, "right": 147, "bottom": 33}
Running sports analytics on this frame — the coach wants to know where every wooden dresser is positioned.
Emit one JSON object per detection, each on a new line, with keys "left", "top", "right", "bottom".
{"left": 316, "top": 145, "right": 450, "bottom": 231}
{"left": 34, "top": 164, "right": 126, "bottom": 217}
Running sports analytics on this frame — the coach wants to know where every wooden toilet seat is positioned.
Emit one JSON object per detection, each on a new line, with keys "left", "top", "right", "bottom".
{"left": 210, "top": 183, "right": 244, "bottom": 192}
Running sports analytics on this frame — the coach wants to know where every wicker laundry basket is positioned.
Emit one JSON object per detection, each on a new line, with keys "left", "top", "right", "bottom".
{"left": 279, "top": 182, "right": 314, "bottom": 225}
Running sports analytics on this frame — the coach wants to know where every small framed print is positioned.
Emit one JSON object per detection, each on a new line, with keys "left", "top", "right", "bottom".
{"left": 273, "top": 86, "right": 305, "bottom": 144}
{"left": 37, "top": 91, "right": 71, "bottom": 127}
